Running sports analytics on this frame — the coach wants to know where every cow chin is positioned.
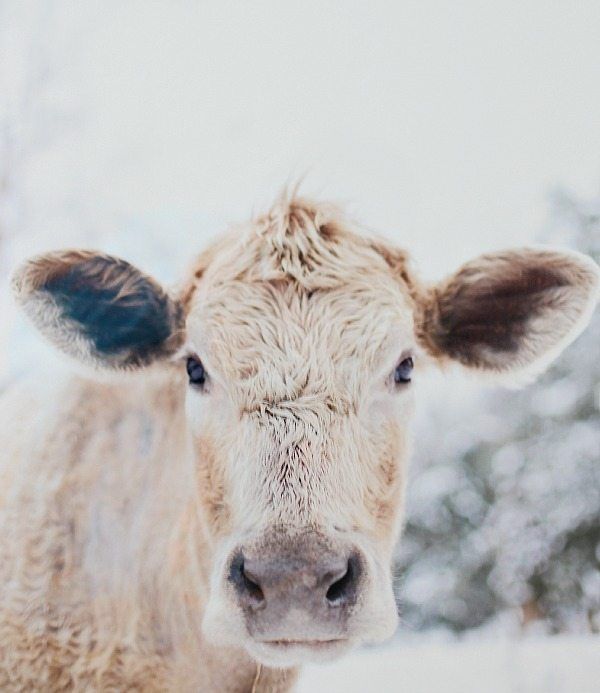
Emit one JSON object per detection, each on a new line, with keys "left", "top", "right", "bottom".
{"left": 245, "top": 637, "right": 356, "bottom": 668}
{"left": 201, "top": 538, "right": 399, "bottom": 668}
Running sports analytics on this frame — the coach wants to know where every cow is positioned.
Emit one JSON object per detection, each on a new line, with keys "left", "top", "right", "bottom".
{"left": 0, "top": 194, "right": 598, "bottom": 692}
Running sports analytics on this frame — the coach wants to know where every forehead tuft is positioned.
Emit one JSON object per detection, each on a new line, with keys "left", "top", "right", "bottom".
{"left": 189, "top": 193, "right": 414, "bottom": 293}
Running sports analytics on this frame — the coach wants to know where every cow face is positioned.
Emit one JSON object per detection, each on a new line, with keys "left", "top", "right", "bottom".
{"left": 184, "top": 255, "right": 415, "bottom": 666}
{"left": 13, "top": 197, "right": 600, "bottom": 667}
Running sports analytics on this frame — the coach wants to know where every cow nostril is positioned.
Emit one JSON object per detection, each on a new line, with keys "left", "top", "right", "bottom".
{"left": 325, "top": 554, "right": 360, "bottom": 606}
{"left": 240, "top": 560, "right": 265, "bottom": 606}
{"left": 228, "top": 552, "right": 265, "bottom": 608}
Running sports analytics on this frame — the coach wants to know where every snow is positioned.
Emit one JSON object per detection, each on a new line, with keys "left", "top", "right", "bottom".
{"left": 298, "top": 635, "right": 600, "bottom": 693}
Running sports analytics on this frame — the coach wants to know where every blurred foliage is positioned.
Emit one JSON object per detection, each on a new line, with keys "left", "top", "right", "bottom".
{"left": 396, "top": 190, "right": 600, "bottom": 634}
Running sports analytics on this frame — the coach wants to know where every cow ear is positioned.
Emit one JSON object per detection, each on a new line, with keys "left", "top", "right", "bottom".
{"left": 418, "top": 248, "right": 600, "bottom": 381}
{"left": 12, "top": 250, "right": 185, "bottom": 370}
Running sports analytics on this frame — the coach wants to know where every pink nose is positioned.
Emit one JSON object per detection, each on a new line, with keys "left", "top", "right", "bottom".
{"left": 228, "top": 546, "right": 363, "bottom": 636}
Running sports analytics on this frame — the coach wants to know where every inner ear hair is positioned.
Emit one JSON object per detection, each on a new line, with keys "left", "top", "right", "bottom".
{"left": 13, "top": 250, "right": 185, "bottom": 370}
{"left": 417, "top": 248, "right": 600, "bottom": 375}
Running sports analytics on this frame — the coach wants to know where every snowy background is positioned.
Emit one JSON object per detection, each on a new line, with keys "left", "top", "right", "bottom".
{"left": 1, "top": 2, "right": 600, "bottom": 691}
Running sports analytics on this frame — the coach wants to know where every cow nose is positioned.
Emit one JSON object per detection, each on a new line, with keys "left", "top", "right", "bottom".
{"left": 228, "top": 550, "right": 361, "bottom": 615}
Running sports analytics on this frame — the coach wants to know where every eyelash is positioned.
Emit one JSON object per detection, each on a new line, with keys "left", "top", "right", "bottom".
{"left": 186, "top": 355, "right": 207, "bottom": 388}
{"left": 394, "top": 356, "right": 414, "bottom": 385}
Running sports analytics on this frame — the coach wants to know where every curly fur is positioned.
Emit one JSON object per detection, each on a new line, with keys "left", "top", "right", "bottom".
{"left": 2, "top": 192, "right": 598, "bottom": 690}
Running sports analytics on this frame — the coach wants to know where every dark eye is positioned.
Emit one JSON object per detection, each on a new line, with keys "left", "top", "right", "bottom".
{"left": 186, "top": 356, "right": 206, "bottom": 387}
{"left": 394, "top": 356, "right": 414, "bottom": 384}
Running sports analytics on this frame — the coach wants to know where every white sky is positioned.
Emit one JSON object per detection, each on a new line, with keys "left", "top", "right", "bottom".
{"left": 2, "top": 0, "right": 600, "bottom": 282}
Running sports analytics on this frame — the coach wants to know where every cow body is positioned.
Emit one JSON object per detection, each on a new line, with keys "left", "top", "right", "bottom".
{"left": 0, "top": 375, "right": 295, "bottom": 691}
{"left": 1, "top": 195, "right": 598, "bottom": 691}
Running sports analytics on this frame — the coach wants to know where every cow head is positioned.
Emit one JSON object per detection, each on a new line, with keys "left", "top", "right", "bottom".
{"left": 13, "top": 197, "right": 600, "bottom": 667}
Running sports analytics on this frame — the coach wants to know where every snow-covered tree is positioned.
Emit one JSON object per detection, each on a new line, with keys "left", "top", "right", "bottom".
{"left": 397, "top": 190, "right": 600, "bottom": 634}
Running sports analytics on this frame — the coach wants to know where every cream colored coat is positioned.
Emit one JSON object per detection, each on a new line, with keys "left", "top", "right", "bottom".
{"left": 1, "top": 196, "right": 598, "bottom": 691}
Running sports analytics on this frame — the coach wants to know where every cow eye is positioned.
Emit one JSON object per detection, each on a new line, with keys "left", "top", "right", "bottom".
{"left": 186, "top": 356, "right": 206, "bottom": 387}
{"left": 394, "top": 356, "right": 413, "bottom": 384}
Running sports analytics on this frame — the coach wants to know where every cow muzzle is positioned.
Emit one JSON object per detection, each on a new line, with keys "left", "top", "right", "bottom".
{"left": 226, "top": 531, "right": 364, "bottom": 664}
